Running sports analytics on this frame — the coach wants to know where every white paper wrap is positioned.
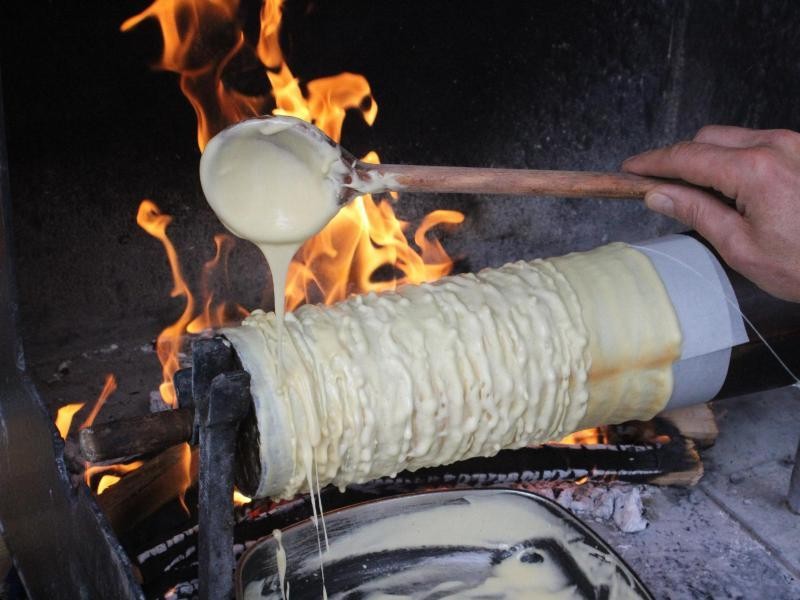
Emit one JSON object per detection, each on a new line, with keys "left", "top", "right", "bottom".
{"left": 634, "top": 235, "right": 748, "bottom": 408}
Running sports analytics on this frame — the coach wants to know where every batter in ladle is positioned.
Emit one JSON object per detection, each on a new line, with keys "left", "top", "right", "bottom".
{"left": 199, "top": 115, "right": 346, "bottom": 329}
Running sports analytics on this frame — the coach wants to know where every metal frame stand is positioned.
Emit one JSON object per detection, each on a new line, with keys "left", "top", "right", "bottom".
{"left": 0, "top": 70, "right": 144, "bottom": 599}
{"left": 788, "top": 438, "right": 800, "bottom": 515}
{"left": 192, "top": 337, "right": 252, "bottom": 600}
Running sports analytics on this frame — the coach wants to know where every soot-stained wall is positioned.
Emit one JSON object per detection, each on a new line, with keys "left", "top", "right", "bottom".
{"left": 2, "top": 0, "right": 800, "bottom": 355}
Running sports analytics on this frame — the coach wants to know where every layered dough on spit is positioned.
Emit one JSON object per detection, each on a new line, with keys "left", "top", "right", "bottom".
{"left": 223, "top": 242, "right": 682, "bottom": 499}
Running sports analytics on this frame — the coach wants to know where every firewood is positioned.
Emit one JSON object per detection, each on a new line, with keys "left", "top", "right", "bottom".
{"left": 95, "top": 444, "right": 198, "bottom": 533}
{"left": 79, "top": 408, "right": 194, "bottom": 462}
{"left": 660, "top": 403, "right": 719, "bottom": 448}
{"left": 649, "top": 438, "right": 704, "bottom": 486}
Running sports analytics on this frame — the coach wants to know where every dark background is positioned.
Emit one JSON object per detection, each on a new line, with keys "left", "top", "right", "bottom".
{"left": 2, "top": 0, "right": 800, "bottom": 359}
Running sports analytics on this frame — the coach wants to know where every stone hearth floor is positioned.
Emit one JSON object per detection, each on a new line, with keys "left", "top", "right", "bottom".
{"left": 593, "top": 386, "right": 800, "bottom": 599}
{"left": 25, "top": 332, "right": 800, "bottom": 599}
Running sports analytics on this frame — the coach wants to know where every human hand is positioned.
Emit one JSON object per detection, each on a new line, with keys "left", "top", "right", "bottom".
{"left": 622, "top": 125, "right": 800, "bottom": 302}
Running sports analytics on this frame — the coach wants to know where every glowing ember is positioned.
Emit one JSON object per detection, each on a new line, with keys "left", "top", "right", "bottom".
{"left": 233, "top": 489, "right": 252, "bottom": 506}
{"left": 559, "top": 427, "right": 609, "bottom": 446}
{"left": 55, "top": 403, "right": 85, "bottom": 439}
{"left": 80, "top": 373, "right": 117, "bottom": 430}
{"left": 121, "top": 0, "right": 247, "bottom": 151}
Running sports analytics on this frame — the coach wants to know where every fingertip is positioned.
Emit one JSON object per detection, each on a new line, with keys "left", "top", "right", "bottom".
{"left": 644, "top": 191, "right": 674, "bottom": 216}
{"left": 646, "top": 183, "right": 746, "bottom": 251}
{"left": 693, "top": 124, "right": 720, "bottom": 143}
{"left": 621, "top": 155, "right": 642, "bottom": 173}
{"left": 622, "top": 148, "right": 658, "bottom": 174}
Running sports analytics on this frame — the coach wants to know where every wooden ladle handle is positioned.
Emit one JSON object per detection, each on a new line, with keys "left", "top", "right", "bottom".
{"left": 357, "top": 162, "right": 671, "bottom": 199}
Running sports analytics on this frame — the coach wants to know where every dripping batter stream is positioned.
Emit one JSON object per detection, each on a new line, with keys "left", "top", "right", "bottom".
{"left": 199, "top": 116, "right": 344, "bottom": 600}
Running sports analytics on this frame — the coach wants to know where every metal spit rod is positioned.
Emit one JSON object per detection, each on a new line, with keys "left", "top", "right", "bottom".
{"left": 788, "top": 439, "right": 800, "bottom": 515}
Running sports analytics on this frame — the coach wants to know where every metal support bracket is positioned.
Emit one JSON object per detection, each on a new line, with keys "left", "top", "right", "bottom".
{"left": 0, "top": 69, "right": 144, "bottom": 599}
{"left": 788, "top": 438, "right": 800, "bottom": 515}
{"left": 193, "top": 336, "right": 252, "bottom": 600}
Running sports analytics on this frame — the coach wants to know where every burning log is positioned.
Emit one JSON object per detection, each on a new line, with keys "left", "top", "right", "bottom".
{"left": 96, "top": 444, "right": 197, "bottom": 533}
{"left": 76, "top": 402, "right": 706, "bottom": 512}
{"left": 660, "top": 404, "right": 718, "bottom": 449}
{"left": 77, "top": 368, "right": 195, "bottom": 463}
{"left": 351, "top": 437, "right": 703, "bottom": 490}
{"left": 79, "top": 408, "right": 194, "bottom": 462}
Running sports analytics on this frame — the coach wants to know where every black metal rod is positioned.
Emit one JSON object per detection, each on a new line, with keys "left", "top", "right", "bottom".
{"left": 789, "top": 439, "right": 800, "bottom": 515}
{"left": 197, "top": 370, "right": 252, "bottom": 600}
{"left": 193, "top": 335, "right": 252, "bottom": 600}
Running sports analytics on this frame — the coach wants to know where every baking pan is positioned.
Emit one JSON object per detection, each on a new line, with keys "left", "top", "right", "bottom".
{"left": 237, "top": 487, "right": 652, "bottom": 599}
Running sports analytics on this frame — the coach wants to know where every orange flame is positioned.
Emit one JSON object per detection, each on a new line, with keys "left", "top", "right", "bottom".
{"left": 176, "top": 442, "right": 193, "bottom": 513}
{"left": 124, "top": 0, "right": 464, "bottom": 319}
{"left": 138, "top": 204, "right": 249, "bottom": 401}
{"left": 187, "top": 233, "right": 249, "bottom": 334}
{"left": 85, "top": 460, "right": 144, "bottom": 493}
{"left": 80, "top": 374, "right": 117, "bottom": 430}
{"left": 285, "top": 193, "right": 464, "bottom": 309}
{"left": 122, "top": 1, "right": 465, "bottom": 511}
{"left": 137, "top": 200, "right": 194, "bottom": 408}
{"left": 55, "top": 403, "right": 85, "bottom": 439}
{"left": 260, "top": 2, "right": 460, "bottom": 307}
{"left": 121, "top": 0, "right": 253, "bottom": 151}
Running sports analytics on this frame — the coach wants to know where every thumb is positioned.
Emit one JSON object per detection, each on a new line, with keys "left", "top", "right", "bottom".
{"left": 644, "top": 184, "right": 747, "bottom": 254}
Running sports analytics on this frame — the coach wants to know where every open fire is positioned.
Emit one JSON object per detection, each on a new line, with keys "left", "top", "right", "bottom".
{"left": 5, "top": 2, "right": 800, "bottom": 599}
{"left": 57, "top": 0, "right": 466, "bottom": 500}
{"left": 51, "top": 0, "right": 686, "bottom": 585}
{"left": 125, "top": 0, "right": 464, "bottom": 413}
{"left": 49, "top": 0, "right": 638, "bottom": 520}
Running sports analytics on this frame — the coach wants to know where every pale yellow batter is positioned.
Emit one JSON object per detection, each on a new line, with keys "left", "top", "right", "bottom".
{"left": 199, "top": 116, "right": 682, "bottom": 502}
{"left": 199, "top": 116, "right": 346, "bottom": 323}
{"left": 242, "top": 490, "right": 644, "bottom": 599}
{"left": 223, "top": 242, "right": 681, "bottom": 500}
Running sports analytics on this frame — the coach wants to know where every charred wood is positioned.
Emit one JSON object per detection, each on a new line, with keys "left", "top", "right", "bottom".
{"left": 79, "top": 408, "right": 194, "bottom": 462}
{"left": 660, "top": 403, "right": 718, "bottom": 449}
{"left": 96, "top": 444, "right": 198, "bottom": 533}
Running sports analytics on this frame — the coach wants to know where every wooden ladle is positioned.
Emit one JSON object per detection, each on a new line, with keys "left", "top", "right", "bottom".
{"left": 261, "top": 115, "right": 669, "bottom": 205}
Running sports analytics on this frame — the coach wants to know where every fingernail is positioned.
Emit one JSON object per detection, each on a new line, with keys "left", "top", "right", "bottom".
{"left": 645, "top": 192, "right": 674, "bottom": 216}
